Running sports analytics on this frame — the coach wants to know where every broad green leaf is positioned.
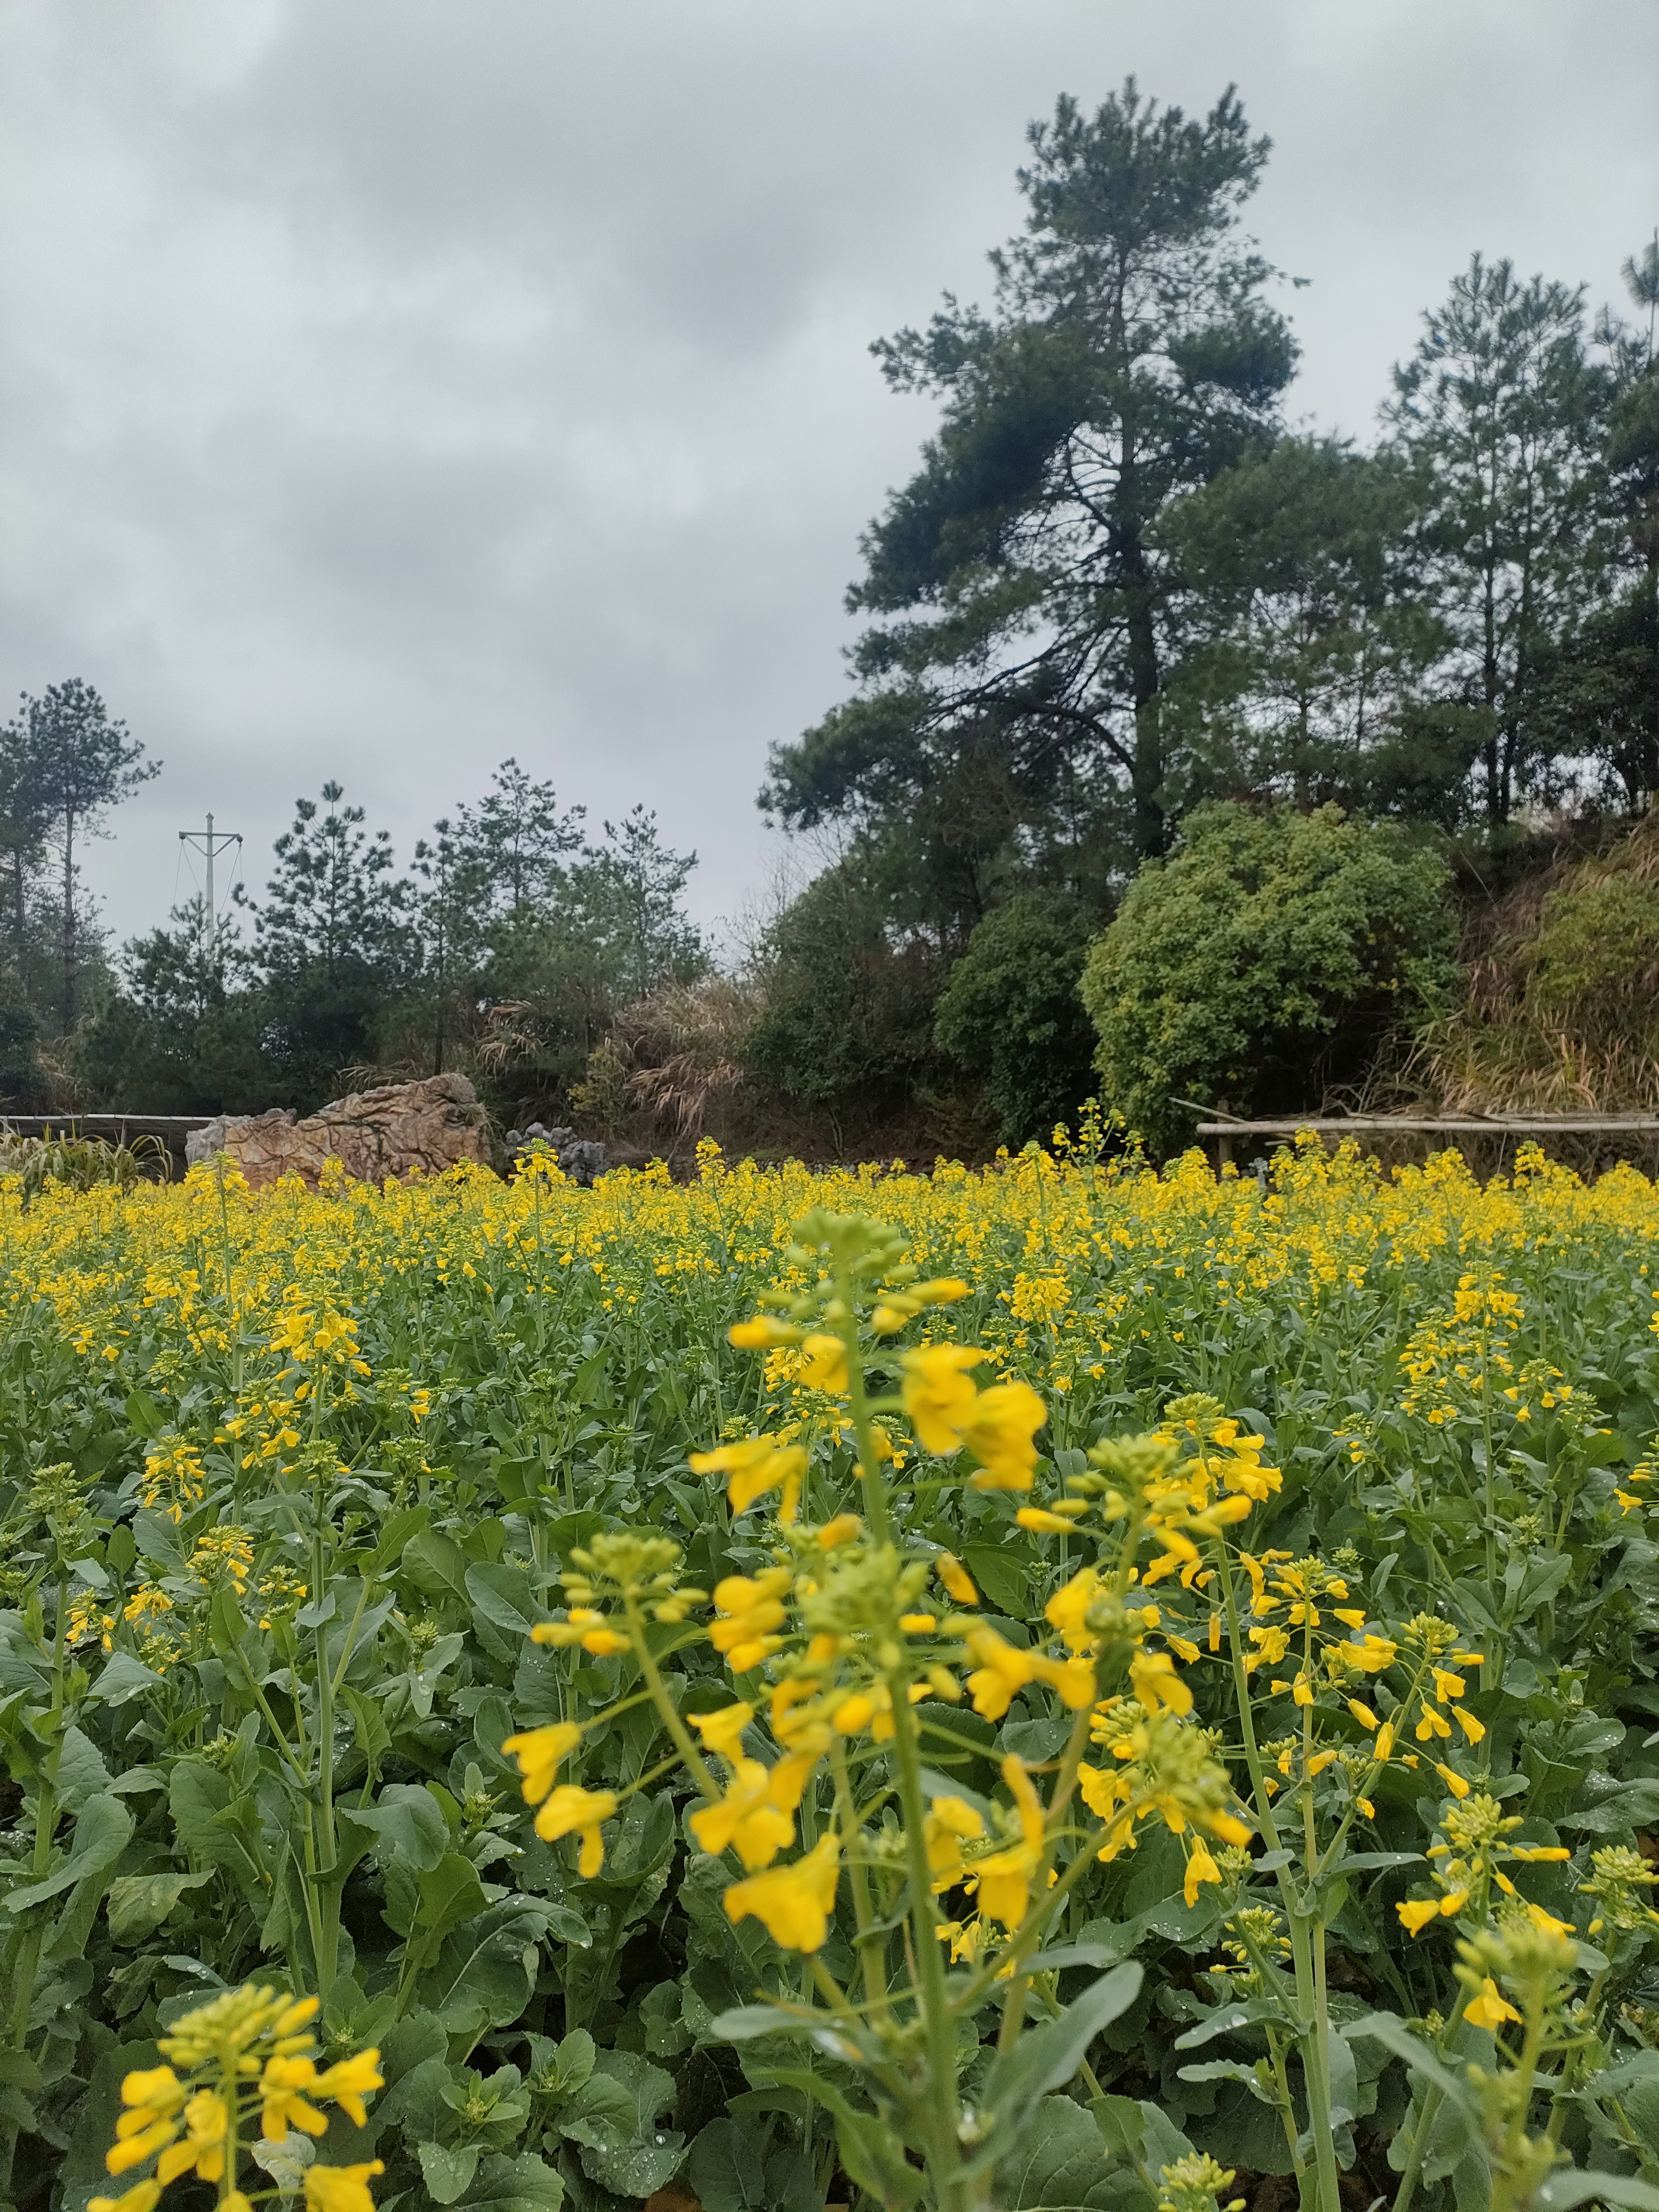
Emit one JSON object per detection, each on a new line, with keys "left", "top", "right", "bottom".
{"left": 402, "top": 1528, "right": 471, "bottom": 1604}
{"left": 1534, "top": 2173, "right": 1659, "bottom": 2212}
{"left": 463, "top": 2152, "right": 567, "bottom": 2211}
{"left": 420, "top": 2141, "right": 482, "bottom": 2204}
{"left": 52, "top": 1725, "right": 113, "bottom": 1812}
{"left": 106, "top": 1871, "right": 213, "bottom": 1945}
{"left": 340, "top": 1782, "right": 449, "bottom": 1873}
{"left": 705, "top": 2004, "right": 807, "bottom": 2042}
{"left": 686, "top": 2112, "right": 817, "bottom": 2212}
{"left": 415, "top": 1852, "right": 489, "bottom": 1939}
{"left": 8, "top": 1791, "right": 133, "bottom": 1912}
{"left": 987, "top": 1965, "right": 1144, "bottom": 2137}
{"left": 89, "top": 1650, "right": 165, "bottom": 1708}
{"left": 555, "top": 2074, "right": 637, "bottom": 2149}
{"left": 996, "top": 2094, "right": 1148, "bottom": 2210}
{"left": 1173, "top": 1994, "right": 1296, "bottom": 2050}
{"left": 368, "top": 1502, "right": 431, "bottom": 1575}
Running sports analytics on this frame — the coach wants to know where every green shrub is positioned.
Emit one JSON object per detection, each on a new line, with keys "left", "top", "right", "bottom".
{"left": 1080, "top": 801, "right": 1456, "bottom": 1154}
{"left": 933, "top": 889, "right": 1098, "bottom": 1143}
{"left": 741, "top": 861, "right": 945, "bottom": 1143}
{"left": 1525, "top": 872, "right": 1659, "bottom": 1040}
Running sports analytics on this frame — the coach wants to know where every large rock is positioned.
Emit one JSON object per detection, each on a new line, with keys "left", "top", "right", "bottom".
{"left": 185, "top": 1073, "right": 491, "bottom": 1190}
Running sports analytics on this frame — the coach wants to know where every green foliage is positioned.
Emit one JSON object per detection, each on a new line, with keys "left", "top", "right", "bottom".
{"left": 1080, "top": 802, "right": 1457, "bottom": 1152}
{"left": 0, "top": 973, "right": 44, "bottom": 1109}
{"left": 764, "top": 78, "right": 1296, "bottom": 907}
{"left": 1382, "top": 255, "right": 1615, "bottom": 830}
{"left": 1526, "top": 873, "right": 1659, "bottom": 1035}
{"left": 740, "top": 858, "right": 946, "bottom": 1143}
{"left": 6, "top": 1154, "right": 1659, "bottom": 2211}
{"left": 74, "top": 768, "right": 707, "bottom": 1119}
{"left": 0, "top": 1127, "right": 167, "bottom": 1204}
{"left": 933, "top": 889, "right": 1098, "bottom": 1143}
{"left": 1157, "top": 438, "right": 1459, "bottom": 818}
{"left": 4, "top": 680, "right": 157, "bottom": 1032}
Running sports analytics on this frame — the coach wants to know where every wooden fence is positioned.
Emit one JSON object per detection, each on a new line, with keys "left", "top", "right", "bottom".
{"left": 1195, "top": 1115, "right": 1659, "bottom": 1176}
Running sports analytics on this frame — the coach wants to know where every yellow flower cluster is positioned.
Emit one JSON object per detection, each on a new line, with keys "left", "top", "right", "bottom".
{"left": 96, "top": 1982, "right": 382, "bottom": 2212}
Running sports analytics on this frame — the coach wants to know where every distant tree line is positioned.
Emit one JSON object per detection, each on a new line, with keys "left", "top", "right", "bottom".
{"left": 0, "top": 741, "right": 706, "bottom": 1121}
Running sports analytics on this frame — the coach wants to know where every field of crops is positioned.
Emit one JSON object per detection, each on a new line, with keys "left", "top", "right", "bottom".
{"left": 9, "top": 1135, "right": 1659, "bottom": 2212}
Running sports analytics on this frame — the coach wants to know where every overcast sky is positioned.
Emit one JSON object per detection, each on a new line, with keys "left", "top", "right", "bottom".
{"left": 1, "top": 0, "right": 1655, "bottom": 955}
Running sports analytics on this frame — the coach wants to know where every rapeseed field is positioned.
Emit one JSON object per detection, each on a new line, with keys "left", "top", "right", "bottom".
{"left": 8, "top": 1135, "right": 1659, "bottom": 2212}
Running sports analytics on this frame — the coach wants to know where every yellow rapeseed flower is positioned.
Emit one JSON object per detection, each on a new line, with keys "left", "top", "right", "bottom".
{"left": 534, "top": 1784, "right": 619, "bottom": 1875}
{"left": 723, "top": 1834, "right": 840, "bottom": 1951}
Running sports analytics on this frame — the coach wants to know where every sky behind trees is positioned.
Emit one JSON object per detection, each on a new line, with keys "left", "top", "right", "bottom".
{"left": 0, "top": 0, "right": 1654, "bottom": 945}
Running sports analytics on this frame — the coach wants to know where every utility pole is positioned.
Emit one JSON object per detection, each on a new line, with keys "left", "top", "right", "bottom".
{"left": 178, "top": 812, "right": 243, "bottom": 964}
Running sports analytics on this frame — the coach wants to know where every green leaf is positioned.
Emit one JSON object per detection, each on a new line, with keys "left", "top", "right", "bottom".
{"left": 465, "top": 1560, "right": 543, "bottom": 1642}
{"left": 1534, "top": 2174, "right": 1659, "bottom": 2212}
{"left": 106, "top": 1871, "right": 213, "bottom": 1945}
{"left": 368, "top": 1502, "right": 431, "bottom": 1576}
{"left": 124, "top": 1387, "right": 164, "bottom": 1438}
{"left": 402, "top": 1527, "right": 471, "bottom": 1604}
{"left": 764, "top": 2070, "right": 926, "bottom": 2212}
{"left": 962, "top": 1542, "right": 1029, "bottom": 1616}
{"left": 426, "top": 1901, "right": 543, "bottom": 2034}
{"left": 52, "top": 2039, "right": 165, "bottom": 2199}
{"left": 575, "top": 2051, "right": 682, "bottom": 2199}
{"left": 341, "top": 1685, "right": 393, "bottom": 1767}
{"left": 1173, "top": 1994, "right": 1297, "bottom": 2050}
{"left": 1023, "top": 1942, "right": 1122, "bottom": 1974}
{"left": 89, "top": 1650, "right": 165, "bottom": 1708}
{"left": 549, "top": 2028, "right": 596, "bottom": 2095}
{"left": 463, "top": 2152, "right": 567, "bottom": 2211}
{"left": 1581, "top": 2052, "right": 1659, "bottom": 2102}
{"left": 420, "top": 2141, "right": 482, "bottom": 2204}
{"left": 415, "top": 1852, "right": 489, "bottom": 1940}
{"left": 132, "top": 1507, "right": 185, "bottom": 1569}
{"left": 686, "top": 2112, "right": 817, "bottom": 2212}
{"left": 987, "top": 1965, "right": 1144, "bottom": 2139}
{"left": 7, "top": 1791, "right": 133, "bottom": 1913}
{"left": 1178, "top": 2058, "right": 1279, "bottom": 2101}
{"left": 1351, "top": 2013, "right": 1477, "bottom": 2112}
{"left": 52, "top": 1725, "right": 113, "bottom": 1812}
{"left": 997, "top": 2094, "right": 1147, "bottom": 2210}
{"left": 340, "top": 1783, "right": 449, "bottom": 1873}
{"left": 209, "top": 1585, "right": 250, "bottom": 1655}
{"left": 555, "top": 2075, "right": 637, "bottom": 2149}
{"left": 705, "top": 2004, "right": 807, "bottom": 2042}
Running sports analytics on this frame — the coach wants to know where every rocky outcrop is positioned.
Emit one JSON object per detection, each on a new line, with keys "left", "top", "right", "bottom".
{"left": 502, "top": 1121, "right": 608, "bottom": 1186}
{"left": 185, "top": 1073, "right": 491, "bottom": 1191}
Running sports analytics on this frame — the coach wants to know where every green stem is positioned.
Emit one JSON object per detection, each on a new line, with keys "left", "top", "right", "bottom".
{"left": 887, "top": 1679, "right": 967, "bottom": 2211}
{"left": 622, "top": 1594, "right": 719, "bottom": 1802}
{"left": 830, "top": 1735, "right": 886, "bottom": 2018}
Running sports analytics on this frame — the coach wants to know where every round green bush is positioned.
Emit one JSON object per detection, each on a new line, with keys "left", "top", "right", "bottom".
{"left": 1079, "top": 801, "right": 1456, "bottom": 1154}
{"left": 933, "top": 889, "right": 1098, "bottom": 1144}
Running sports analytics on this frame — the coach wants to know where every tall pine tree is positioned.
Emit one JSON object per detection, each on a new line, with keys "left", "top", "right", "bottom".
{"left": 763, "top": 82, "right": 1298, "bottom": 923}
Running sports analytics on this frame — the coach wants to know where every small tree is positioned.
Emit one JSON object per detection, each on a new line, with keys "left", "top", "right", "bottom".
{"left": 575, "top": 807, "right": 705, "bottom": 1002}
{"left": 11, "top": 680, "right": 158, "bottom": 1029}
{"left": 741, "top": 857, "right": 945, "bottom": 1149}
{"left": 1382, "top": 257, "right": 1614, "bottom": 829}
{"left": 0, "top": 715, "right": 54, "bottom": 974}
{"left": 934, "top": 889, "right": 1098, "bottom": 1143}
{"left": 252, "top": 782, "right": 417, "bottom": 1104}
{"left": 1080, "top": 801, "right": 1457, "bottom": 1154}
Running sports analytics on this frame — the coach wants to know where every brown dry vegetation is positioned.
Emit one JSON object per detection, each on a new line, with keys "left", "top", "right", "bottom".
{"left": 1409, "top": 812, "right": 1659, "bottom": 1116}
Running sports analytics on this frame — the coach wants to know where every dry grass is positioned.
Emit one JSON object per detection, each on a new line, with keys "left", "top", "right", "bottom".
{"left": 1411, "top": 811, "right": 1659, "bottom": 1117}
